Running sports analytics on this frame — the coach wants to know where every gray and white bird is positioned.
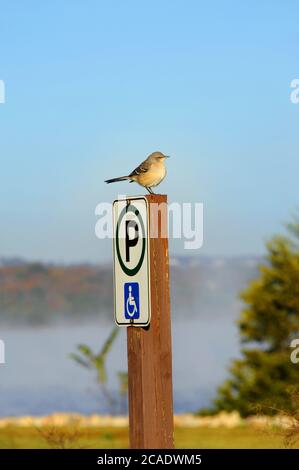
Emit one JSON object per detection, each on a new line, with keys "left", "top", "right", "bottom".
{"left": 105, "top": 151, "right": 170, "bottom": 194}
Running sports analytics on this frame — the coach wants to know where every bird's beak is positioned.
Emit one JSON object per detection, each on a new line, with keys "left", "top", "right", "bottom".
{"left": 165, "top": 155, "right": 170, "bottom": 158}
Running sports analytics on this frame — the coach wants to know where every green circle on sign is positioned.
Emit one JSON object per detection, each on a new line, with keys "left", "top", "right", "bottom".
{"left": 116, "top": 204, "right": 146, "bottom": 276}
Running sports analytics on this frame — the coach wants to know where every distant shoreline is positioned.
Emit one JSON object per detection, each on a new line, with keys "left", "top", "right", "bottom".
{"left": 0, "top": 412, "right": 294, "bottom": 429}
{"left": 0, "top": 256, "right": 260, "bottom": 325}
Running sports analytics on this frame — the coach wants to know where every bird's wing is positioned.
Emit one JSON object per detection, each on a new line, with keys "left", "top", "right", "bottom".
{"left": 129, "top": 158, "right": 150, "bottom": 177}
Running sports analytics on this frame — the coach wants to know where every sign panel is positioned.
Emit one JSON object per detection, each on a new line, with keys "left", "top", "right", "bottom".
{"left": 113, "top": 196, "right": 151, "bottom": 326}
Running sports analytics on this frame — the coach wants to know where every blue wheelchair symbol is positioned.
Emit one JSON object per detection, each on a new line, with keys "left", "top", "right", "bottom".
{"left": 124, "top": 282, "right": 140, "bottom": 319}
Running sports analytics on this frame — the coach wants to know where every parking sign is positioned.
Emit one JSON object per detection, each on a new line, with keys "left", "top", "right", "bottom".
{"left": 113, "top": 196, "right": 151, "bottom": 326}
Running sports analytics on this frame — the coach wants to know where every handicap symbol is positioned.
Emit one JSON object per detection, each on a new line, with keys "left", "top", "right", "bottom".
{"left": 124, "top": 283, "right": 140, "bottom": 319}
{"left": 126, "top": 286, "right": 137, "bottom": 316}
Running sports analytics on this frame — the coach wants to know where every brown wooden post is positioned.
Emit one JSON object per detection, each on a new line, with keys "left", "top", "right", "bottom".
{"left": 127, "top": 194, "right": 174, "bottom": 448}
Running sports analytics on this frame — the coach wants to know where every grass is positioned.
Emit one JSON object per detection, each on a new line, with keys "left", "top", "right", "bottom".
{"left": 175, "top": 426, "right": 286, "bottom": 449}
{"left": 0, "top": 425, "right": 291, "bottom": 449}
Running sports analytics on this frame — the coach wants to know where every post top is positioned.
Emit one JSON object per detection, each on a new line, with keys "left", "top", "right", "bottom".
{"left": 144, "top": 194, "right": 168, "bottom": 203}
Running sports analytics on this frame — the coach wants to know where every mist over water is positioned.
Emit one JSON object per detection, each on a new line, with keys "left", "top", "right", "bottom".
{"left": 0, "top": 256, "right": 258, "bottom": 416}
{"left": 0, "top": 314, "right": 240, "bottom": 416}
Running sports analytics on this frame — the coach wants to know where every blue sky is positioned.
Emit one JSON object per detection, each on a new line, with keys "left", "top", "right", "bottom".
{"left": 0, "top": 1, "right": 298, "bottom": 262}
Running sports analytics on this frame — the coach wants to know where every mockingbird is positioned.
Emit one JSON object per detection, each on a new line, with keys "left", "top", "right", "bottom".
{"left": 105, "top": 151, "right": 170, "bottom": 194}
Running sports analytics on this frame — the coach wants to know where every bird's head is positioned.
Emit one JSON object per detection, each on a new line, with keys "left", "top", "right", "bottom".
{"left": 149, "top": 151, "right": 170, "bottom": 162}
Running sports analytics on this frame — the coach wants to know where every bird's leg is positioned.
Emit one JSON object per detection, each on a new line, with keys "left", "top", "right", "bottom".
{"left": 146, "top": 186, "right": 153, "bottom": 194}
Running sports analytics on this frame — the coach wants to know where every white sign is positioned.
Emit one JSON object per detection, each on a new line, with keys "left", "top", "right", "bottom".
{"left": 113, "top": 196, "right": 151, "bottom": 326}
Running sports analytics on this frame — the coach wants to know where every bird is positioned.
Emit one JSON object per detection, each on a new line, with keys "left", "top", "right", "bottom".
{"left": 104, "top": 151, "right": 170, "bottom": 194}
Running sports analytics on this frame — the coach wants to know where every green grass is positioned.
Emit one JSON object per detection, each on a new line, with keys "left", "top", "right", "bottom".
{"left": 0, "top": 425, "right": 291, "bottom": 449}
{"left": 175, "top": 426, "right": 286, "bottom": 449}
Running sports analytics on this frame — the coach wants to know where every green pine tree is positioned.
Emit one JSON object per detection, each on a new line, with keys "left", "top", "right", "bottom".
{"left": 201, "top": 216, "right": 299, "bottom": 416}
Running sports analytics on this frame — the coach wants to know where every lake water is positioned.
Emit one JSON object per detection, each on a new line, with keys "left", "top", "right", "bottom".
{"left": 0, "top": 316, "right": 240, "bottom": 417}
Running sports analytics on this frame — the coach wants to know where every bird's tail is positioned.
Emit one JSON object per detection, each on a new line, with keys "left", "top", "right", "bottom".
{"left": 105, "top": 176, "right": 129, "bottom": 184}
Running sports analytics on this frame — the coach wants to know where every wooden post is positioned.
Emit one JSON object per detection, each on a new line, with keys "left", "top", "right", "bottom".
{"left": 127, "top": 194, "right": 174, "bottom": 448}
